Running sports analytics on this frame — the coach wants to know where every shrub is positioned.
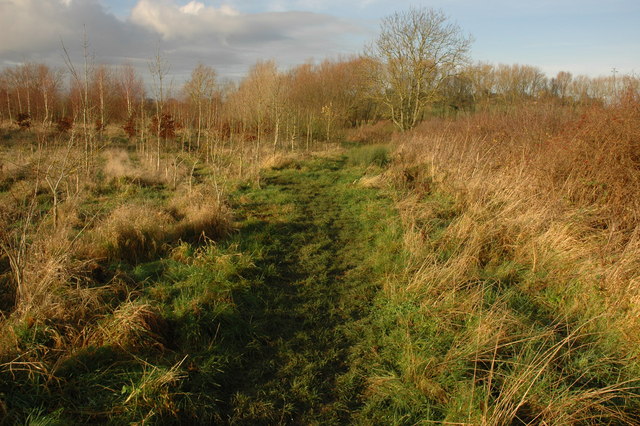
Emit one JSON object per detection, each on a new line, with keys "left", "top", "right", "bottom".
{"left": 149, "top": 113, "right": 176, "bottom": 140}
{"left": 56, "top": 117, "right": 73, "bottom": 133}
{"left": 123, "top": 114, "right": 137, "bottom": 139}
{"left": 16, "top": 113, "right": 31, "bottom": 130}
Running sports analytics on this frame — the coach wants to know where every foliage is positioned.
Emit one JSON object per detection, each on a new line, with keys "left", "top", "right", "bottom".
{"left": 122, "top": 114, "right": 136, "bottom": 138}
{"left": 16, "top": 113, "right": 31, "bottom": 130}
{"left": 0, "top": 12, "right": 639, "bottom": 424}
{"left": 149, "top": 112, "right": 176, "bottom": 140}
{"left": 55, "top": 117, "right": 72, "bottom": 133}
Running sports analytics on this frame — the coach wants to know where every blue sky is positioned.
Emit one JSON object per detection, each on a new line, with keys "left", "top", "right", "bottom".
{"left": 1, "top": 0, "right": 638, "bottom": 80}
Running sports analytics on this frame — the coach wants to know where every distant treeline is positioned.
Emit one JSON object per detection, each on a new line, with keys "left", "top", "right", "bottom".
{"left": 1, "top": 59, "right": 637, "bottom": 138}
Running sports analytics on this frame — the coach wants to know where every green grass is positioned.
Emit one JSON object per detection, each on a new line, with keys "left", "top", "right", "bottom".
{"left": 5, "top": 144, "right": 637, "bottom": 424}
{"left": 215, "top": 153, "right": 408, "bottom": 423}
{"left": 347, "top": 144, "right": 391, "bottom": 168}
{"left": 0, "top": 148, "right": 412, "bottom": 423}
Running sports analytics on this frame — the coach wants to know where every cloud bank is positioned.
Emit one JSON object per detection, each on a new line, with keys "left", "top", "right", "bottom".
{"left": 0, "top": 0, "right": 366, "bottom": 80}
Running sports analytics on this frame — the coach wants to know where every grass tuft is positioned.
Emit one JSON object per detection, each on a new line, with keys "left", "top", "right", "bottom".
{"left": 98, "top": 301, "right": 168, "bottom": 351}
{"left": 97, "top": 204, "right": 175, "bottom": 263}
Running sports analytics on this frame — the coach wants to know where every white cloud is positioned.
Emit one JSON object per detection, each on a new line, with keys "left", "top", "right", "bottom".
{"left": 179, "top": 1, "right": 205, "bottom": 15}
{"left": 131, "top": 0, "right": 242, "bottom": 39}
{"left": 0, "top": 0, "right": 366, "bottom": 81}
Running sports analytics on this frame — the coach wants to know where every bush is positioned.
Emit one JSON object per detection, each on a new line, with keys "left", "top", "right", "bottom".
{"left": 123, "top": 114, "right": 137, "bottom": 139}
{"left": 16, "top": 113, "right": 31, "bottom": 130}
{"left": 149, "top": 113, "right": 176, "bottom": 140}
{"left": 56, "top": 117, "right": 73, "bottom": 133}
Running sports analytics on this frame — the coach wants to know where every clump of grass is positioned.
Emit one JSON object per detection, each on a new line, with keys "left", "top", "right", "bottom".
{"left": 101, "top": 149, "right": 191, "bottom": 188}
{"left": 347, "top": 144, "right": 391, "bottom": 168}
{"left": 260, "top": 152, "right": 302, "bottom": 170}
{"left": 169, "top": 184, "right": 232, "bottom": 243}
{"left": 0, "top": 201, "right": 101, "bottom": 324}
{"left": 98, "top": 301, "right": 168, "bottom": 351}
{"left": 358, "top": 174, "right": 385, "bottom": 189}
{"left": 102, "top": 149, "right": 136, "bottom": 182}
{"left": 96, "top": 204, "right": 175, "bottom": 263}
{"left": 117, "top": 358, "right": 188, "bottom": 423}
{"left": 0, "top": 155, "right": 32, "bottom": 191}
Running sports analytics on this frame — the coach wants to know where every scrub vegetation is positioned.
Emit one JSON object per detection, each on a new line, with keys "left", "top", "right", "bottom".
{"left": 1, "top": 6, "right": 640, "bottom": 424}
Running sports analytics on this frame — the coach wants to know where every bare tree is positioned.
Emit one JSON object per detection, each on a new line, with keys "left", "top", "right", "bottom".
{"left": 0, "top": 72, "right": 12, "bottom": 122}
{"left": 149, "top": 47, "right": 170, "bottom": 170}
{"left": 183, "top": 64, "right": 217, "bottom": 152}
{"left": 35, "top": 64, "right": 63, "bottom": 129}
{"left": 61, "top": 29, "right": 96, "bottom": 172}
{"left": 117, "top": 62, "right": 144, "bottom": 119}
{"left": 368, "top": 7, "right": 472, "bottom": 131}
{"left": 551, "top": 71, "right": 572, "bottom": 100}
{"left": 91, "top": 64, "right": 110, "bottom": 137}
{"left": 494, "top": 64, "right": 548, "bottom": 104}
{"left": 466, "top": 62, "right": 496, "bottom": 107}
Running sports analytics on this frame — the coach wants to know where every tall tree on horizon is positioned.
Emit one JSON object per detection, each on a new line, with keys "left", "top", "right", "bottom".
{"left": 368, "top": 7, "right": 472, "bottom": 131}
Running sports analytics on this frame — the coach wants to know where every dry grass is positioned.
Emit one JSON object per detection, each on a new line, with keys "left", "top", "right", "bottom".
{"left": 0, "top": 124, "right": 286, "bottom": 422}
{"left": 118, "top": 357, "right": 188, "bottom": 421}
{"left": 98, "top": 301, "right": 168, "bottom": 351}
{"left": 102, "top": 149, "right": 190, "bottom": 188}
{"left": 260, "top": 152, "right": 301, "bottom": 170}
{"left": 102, "top": 149, "right": 136, "bottom": 180}
{"left": 94, "top": 204, "right": 175, "bottom": 263}
{"left": 346, "top": 120, "right": 396, "bottom": 145}
{"left": 383, "top": 93, "right": 640, "bottom": 420}
{"left": 169, "top": 183, "right": 233, "bottom": 243}
{"left": 358, "top": 174, "right": 386, "bottom": 189}
{"left": 0, "top": 154, "right": 31, "bottom": 188}
{"left": 394, "top": 94, "right": 640, "bottom": 334}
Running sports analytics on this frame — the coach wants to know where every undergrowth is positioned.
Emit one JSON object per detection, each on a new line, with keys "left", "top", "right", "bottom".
{"left": 372, "top": 95, "right": 640, "bottom": 422}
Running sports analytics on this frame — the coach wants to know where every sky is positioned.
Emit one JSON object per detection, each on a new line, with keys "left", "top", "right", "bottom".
{"left": 0, "top": 0, "right": 638, "bottom": 84}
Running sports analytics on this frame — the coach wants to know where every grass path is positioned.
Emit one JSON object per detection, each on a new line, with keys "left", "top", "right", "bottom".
{"left": 217, "top": 154, "right": 406, "bottom": 423}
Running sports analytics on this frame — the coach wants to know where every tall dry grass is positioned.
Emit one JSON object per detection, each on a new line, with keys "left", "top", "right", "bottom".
{"left": 0, "top": 140, "right": 234, "bottom": 421}
{"left": 383, "top": 92, "right": 640, "bottom": 421}
{"left": 102, "top": 148, "right": 190, "bottom": 188}
{"left": 168, "top": 182, "right": 232, "bottom": 243}
{"left": 395, "top": 92, "right": 640, "bottom": 327}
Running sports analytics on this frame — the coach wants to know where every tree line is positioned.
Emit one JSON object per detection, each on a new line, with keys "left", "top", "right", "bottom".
{"left": 0, "top": 8, "right": 637, "bottom": 150}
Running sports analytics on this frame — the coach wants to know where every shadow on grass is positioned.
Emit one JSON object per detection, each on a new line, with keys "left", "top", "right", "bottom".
{"left": 216, "top": 161, "right": 378, "bottom": 423}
